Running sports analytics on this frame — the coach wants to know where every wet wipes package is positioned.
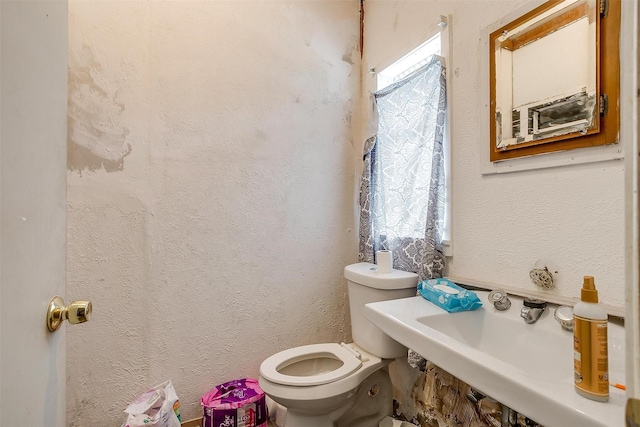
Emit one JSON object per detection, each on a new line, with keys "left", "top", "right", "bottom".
{"left": 418, "top": 278, "right": 482, "bottom": 313}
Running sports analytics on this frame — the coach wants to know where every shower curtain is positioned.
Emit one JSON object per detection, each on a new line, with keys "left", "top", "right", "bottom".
{"left": 358, "top": 54, "right": 447, "bottom": 281}
{"left": 358, "top": 55, "right": 447, "bottom": 371}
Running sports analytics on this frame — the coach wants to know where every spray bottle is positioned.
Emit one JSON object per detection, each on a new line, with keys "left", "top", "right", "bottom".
{"left": 573, "top": 276, "right": 609, "bottom": 402}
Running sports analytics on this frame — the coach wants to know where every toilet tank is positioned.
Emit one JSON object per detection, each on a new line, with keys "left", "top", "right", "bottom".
{"left": 344, "top": 262, "right": 419, "bottom": 359}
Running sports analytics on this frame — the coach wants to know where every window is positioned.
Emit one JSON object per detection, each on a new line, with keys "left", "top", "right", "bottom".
{"left": 358, "top": 21, "right": 452, "bottom": 277}
{"left": 374, "top": 33, "right": 446, "bottom": 241}
{"left": 377, "top": 33, "right": 441, "bottom": 91}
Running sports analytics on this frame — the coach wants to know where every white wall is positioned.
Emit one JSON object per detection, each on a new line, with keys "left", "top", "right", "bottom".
{"left": 66, "top": 1, "right": 360, "bottom": 424}
{"left": 362, "top": 0, "right": 625, "bottom": 309}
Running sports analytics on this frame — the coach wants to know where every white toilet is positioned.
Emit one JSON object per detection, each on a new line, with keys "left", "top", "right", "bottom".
{"left": 258, "top": 262, "right": 419, "bottom": 427}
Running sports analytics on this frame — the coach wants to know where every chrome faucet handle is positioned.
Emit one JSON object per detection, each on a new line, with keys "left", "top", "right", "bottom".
{"left": 523, "top": 297, "right": 547, "bottom": 309}
{"left": 488, "top": 289, "right": 511, "bottom": 311}
{"left": 554, "top": 306, "right": 574, "bottom": 331}
{"left": 521, "top": 298, "right": 547, "bottom": 324}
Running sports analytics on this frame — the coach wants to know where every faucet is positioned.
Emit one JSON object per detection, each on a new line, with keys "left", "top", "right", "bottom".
{"left": 488, "top": 289, "right": 511, "bottom": 311}
{"left": 520, "top": 298, "right": 547, "bottom": 324}
{"left": 554, "top": 305, "right": 574, "bottom": 331}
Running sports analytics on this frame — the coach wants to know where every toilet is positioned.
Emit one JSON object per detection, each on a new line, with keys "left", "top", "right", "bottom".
{"left": 258, "top": 262, "right": 419, "bottom": 427}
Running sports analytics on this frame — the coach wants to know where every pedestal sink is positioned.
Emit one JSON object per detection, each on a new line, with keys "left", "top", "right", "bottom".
{"left": 364, "top": 291, "right": 626, "bottom": 427}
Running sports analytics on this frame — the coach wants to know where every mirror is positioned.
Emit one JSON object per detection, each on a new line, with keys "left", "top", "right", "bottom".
{"left": 489, "top": 0, "right": 620, "bottom": 162}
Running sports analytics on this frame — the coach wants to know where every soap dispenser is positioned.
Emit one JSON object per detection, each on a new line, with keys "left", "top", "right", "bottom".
{"left": 573, "top": 276, "right": 609, "bottom": 402}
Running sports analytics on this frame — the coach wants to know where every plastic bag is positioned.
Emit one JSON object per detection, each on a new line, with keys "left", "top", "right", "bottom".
{"left": 418, "top": 278, "right": 482, "bottom": 313}
{"left": 122, "top": 380, "right": 181, "bottom": 427}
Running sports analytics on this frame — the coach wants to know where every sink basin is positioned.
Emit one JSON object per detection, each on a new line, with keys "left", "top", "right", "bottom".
{"left": 364, "top": 291, "right": 626, "bottom": 427}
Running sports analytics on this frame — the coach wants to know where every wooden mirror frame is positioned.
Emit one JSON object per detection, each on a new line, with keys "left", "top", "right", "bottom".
{"left": 489, "top": 0, "right": 620, "bottom": 162}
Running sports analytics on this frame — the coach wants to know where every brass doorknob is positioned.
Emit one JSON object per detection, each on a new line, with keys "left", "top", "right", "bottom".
{"left": 46, "top": 296, "right": 92, "bottom": 332}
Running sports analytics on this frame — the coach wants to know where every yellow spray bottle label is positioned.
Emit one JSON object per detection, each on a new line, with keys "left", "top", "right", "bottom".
{"left": 574, "top": 315, "right": 609, "bottom": 399}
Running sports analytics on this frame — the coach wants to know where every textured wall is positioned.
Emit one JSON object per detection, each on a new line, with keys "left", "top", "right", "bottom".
{"left": 66, "top": 1, "right": 360, "bottom": 425}
{"left": 362, "top": 0, "right": 625, "bottom": 309}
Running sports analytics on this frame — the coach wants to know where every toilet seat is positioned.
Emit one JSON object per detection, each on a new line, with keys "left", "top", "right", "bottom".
{"left": 259, "top": 343, "right": 363, "bottom": 386}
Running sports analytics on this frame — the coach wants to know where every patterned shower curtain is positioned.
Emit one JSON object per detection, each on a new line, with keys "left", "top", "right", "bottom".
{"left": 358, "top": 55, "right": 447, "bottom": 281}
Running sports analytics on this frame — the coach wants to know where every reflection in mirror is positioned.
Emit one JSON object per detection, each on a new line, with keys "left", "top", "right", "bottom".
{"left": 489, "top": 0, "right": 619, "bottom": 163}
{"left": 494, "top": 0, "right": 598, "bottom": 150}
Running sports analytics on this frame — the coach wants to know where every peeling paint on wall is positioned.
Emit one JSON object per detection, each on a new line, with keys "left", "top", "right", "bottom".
{"left": 342, "top": 39, "right": 358, "bottom": 65}
{"left": 68, "top": 44, "right": 131, "bottom": 174}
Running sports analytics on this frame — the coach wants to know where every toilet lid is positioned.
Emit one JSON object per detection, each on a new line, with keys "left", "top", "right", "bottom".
{"left": 260, "top": 343, "right": 363, "bottom": 386}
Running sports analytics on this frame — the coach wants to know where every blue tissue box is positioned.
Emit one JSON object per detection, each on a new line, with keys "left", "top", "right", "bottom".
{"left": 418, "top": 278, "right": 482, "bottom": 313}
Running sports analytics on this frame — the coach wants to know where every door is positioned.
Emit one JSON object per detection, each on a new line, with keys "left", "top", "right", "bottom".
{"left": 1, "top": 1, "right": 68, "bottom": 426}
{"left": 627, "top": 11, "right": 640, "bottom": 414}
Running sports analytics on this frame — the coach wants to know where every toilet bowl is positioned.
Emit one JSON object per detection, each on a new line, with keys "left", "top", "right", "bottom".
{"left": 258, "top": 263, "right": 419, "bottom": 427}
{"left": 259, "top": 342, "right": 392, "bottom": 426}
{"left": 260, "top": 342, "right": 388, "bottom": 410}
